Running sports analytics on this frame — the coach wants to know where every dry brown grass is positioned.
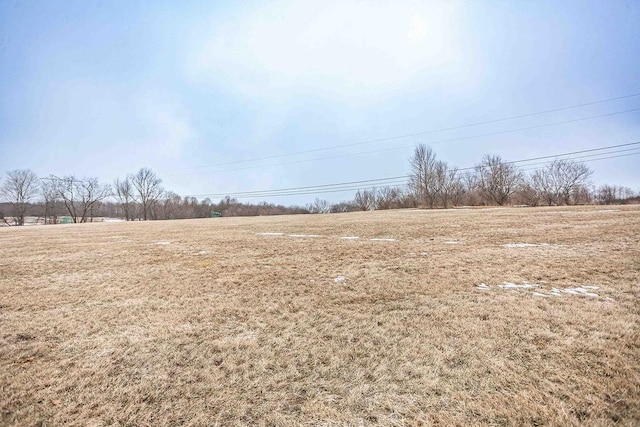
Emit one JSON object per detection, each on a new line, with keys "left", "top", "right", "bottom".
{"left": 1, "top": 205, "right": 639, "bottom": 426}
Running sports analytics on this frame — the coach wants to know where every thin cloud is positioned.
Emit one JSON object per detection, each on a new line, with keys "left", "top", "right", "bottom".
{"left": 136, "top": 95, "right": 197, "bottom": 157}
{"left": 187, "top": 0, "right": 473, "bottom": 99}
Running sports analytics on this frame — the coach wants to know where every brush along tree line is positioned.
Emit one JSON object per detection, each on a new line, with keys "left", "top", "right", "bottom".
{"left": 0, "top": 147, "right": 637, "bottom": 224}
{"left": 319, "top": 144, "right": 636, "bottom": 212}
{"left": 0, "top": 168, "right": 310, "bottom": 225}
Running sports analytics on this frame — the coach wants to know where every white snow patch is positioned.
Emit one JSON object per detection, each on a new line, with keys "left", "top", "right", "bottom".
{"left": 596, "top": 209, "right": 621, "bottom": 213}
{"left": 151, "top": 241, "right": 171, "bottom": 245}
{"left": 480, "top": 282, "right": 608, "bottom": 299}
{"left": 420, "top": 252, "right": 429, "bottom": 256}
{"left": 256, "top": 232, "right": 284, "bottom": 236}
{"left": 102, "top": 218, "right": 125, "bottom": 223}
{"left": 532, "top": 292, "right": 552, "bottom": 297}
{"left": 532, "top": 291, "right": 561, "bottom": 297}
{"left": 369, "top": 238, "right": 397, "bottom": 242}
{"left": 288, "top": 234, "right": 322, "bottom": 238}
{"left": 502, "top": 243, "right": 559, "bottom": 248}
{"left": 334, "top": 276, "right": 346, "bottom": 283}
{"left": 561, "top": 287, "right": 599, "bottom": 297}
{"left": 444, "top": 241, "right": 460, "bottom": 244}
{"left": 340, "top": 236, "right": 359, "bottom": 240}
{"left": 196, "top": 250, "right": 211, "bottom": 255}
{"left": 498, "top": 282, "right": 539, "bottom": 289}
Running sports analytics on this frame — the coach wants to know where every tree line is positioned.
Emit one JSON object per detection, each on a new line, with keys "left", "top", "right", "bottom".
{"left": 0, "top": 167, "right": 309, "bottom": 226}
{"left": 1, "top": 146, "right": 638, "bottom": 225}
{"left": 307, "top": 144, "right": 637, "bottom": 212}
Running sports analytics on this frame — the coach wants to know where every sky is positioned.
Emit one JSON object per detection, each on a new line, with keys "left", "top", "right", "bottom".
{"left": 1, "top": 0, "right": 639, "bottom": 206}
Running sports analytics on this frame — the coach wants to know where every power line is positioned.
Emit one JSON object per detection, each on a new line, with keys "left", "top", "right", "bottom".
{"left": 166, "top": 107, "right": 640, "bottom": 177}
{"left": 184, "top": 141, "right": 640, "bottom": 198}
{"left": 230, "top": 153, "right": 640, "bottom": 199}
{"left": 205, "top": 152, "right": 640, "bottom": 200}
{"left": 497, "top": 142, "right": 640, "bottom": 167}
{"left": 518, "top": 151, "right": 640, "bottom": 173}
{"left": 166, "top": 92, "right": 640, "bottom": 174}
{"left": 191, "top": 150, "right": 640, "bottom": 199}
{"left": 512, "top": 148, "right": 640, "bottom": 171}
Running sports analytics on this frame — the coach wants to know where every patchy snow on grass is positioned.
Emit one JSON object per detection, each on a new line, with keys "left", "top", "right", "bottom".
{"left": 196, "top": 250, "right": 211, "bottom": 255}
{"left": 561, "top": 287, "right": 599, "bottom": 297}
{"left": 340, "top": 236, "right": 360, "bottom": 240}
{"left": 498, "top": 282, "right": 539, "bottom": 289}
{"left": 596, "top": 209, "right": 621, "bottom": 213}
{"left": 288, "top": 234, "right": 322, "bottom": 238}
{"left": 532, "top": 292, "right": 559, "bottom": 297}
{"left": 334, "top": 276, "right": 346, "bottom": 283}
{"left": 482, "top": 281, "right": 606, "bottom": 299}
{"left": 420, "top": 252, "right": 429, "bottom": 256}
{"left": 151, "top": 241, "right": 171, "bottom": 245}
{"left": 369, "top": 238, "right": 397, "bottom": 242}
{"left": 256, "top": 232, "right": 284, "bottom": 236}
{"left": 102, "top": 218, "right": 125, "bottom": 223}
{"left": 502, "top": 243, "right": 559, "bottom": 248}
{"left": 444, "top": 241, "right": 460, "bottom": 244}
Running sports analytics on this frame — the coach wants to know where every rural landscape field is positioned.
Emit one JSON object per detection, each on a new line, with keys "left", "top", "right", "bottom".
{"left": 1, "top": 205, "right": 639, "bottom": 426}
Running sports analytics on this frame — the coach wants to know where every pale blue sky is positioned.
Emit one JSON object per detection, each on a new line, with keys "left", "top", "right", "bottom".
{"left": 1, "top": 0, "right": 639, "bottom": 205}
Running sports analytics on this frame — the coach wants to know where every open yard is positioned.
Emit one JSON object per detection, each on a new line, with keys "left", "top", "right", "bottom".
{"left": 1, "top": 206, "right": 639, "bottom": 426}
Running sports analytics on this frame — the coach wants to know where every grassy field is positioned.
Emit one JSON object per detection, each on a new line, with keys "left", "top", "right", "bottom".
{"left": 1, "top": 205, "right": 639, "bottom": 426}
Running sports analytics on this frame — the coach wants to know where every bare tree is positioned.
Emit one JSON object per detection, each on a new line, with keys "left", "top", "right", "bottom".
{"left": 595, "top": 184, "right": 634, "bottom": 205}
{"left": 354, "top": 189, "right": 376, "bottom": 211}
{"left": 114, "top": 176, "right": 136, "bottom": 221}
{"left": 0, "top": 169, "right": 40, "bottom": 225}
{"left": 308, "top": 197, "right": 330, "bottom": 214}
{"left": 55, "top": 176, "right": 111, "bottom": 223}
{"left": 448, "top": 176, "right": 467, "bottom": 207}
{"left": 475, "top": 155, "right": 522, "bottom": 205}
{"left": 437, "top": 164, "right": 463, "bottom": 208}
{"left": 55, "top": 176, "right": 80, "bottom": 222}
{"left": 517, "top": 178, "right": 542, "bottom": 207}
{"left": 460, "top": 171, "right": 481, "bottom": 206}
{"left": 161, "top": 191, "right": 181, "bottom": 219}
{"left": 375, "top": 186, "right": 403, "bottom": 210}
{"left": 130, "top": 168, "right": 163, "bottom": 220}
{"left": 532, "top": 159, "right": 592, "bottom": 205}
{"left": 409, "top": 144, "right": 441, "bottom": 208}
{"left": 330, "top": 201, "right": 357, "bottom": 213}
{"left": 41, "top": 178, "right": 63, "bottom": 224}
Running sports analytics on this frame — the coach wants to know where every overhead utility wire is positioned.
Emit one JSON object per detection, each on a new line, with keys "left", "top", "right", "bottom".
{"left": 168, "top": 92, "right": 640, "bottom": 173}
{"left": 518, "top": 151, "right": 640, "bottom": 173}
{"left": 185, "top": 142, "right": 640, "bottom": 198}
{"left": 166, "top": 107, "right": 640, "bottom": 177}
{"left": 502, "top": 148, "right": 640, "bottom": 171}
{"left": 237, "top": 146, "right": 640, "bottom": 197}
{"left": 205, "top": 152, "right": 640, "bottom": 200}
{"left": 231, "top": 152, "right": 640, "bottom": 199}
{"left": 188, "top": 141, "right": 640, "bottom": 197}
